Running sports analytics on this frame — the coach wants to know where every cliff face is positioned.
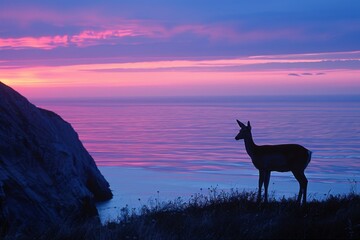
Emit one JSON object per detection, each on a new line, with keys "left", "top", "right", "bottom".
{"left": 0, "top": 82, "right": 112, "bottom": 237}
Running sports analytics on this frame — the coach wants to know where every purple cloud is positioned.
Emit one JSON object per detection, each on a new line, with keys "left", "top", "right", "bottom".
{"left": 288, "top": 73, "right": 301, "bottom": 77}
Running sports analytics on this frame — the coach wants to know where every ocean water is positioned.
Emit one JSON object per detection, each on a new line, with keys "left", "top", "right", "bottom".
{"left": 33, "top": 96, "right": 360, "bottom": 222}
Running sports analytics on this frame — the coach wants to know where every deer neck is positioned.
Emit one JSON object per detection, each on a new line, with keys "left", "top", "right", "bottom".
{"left": 244, "top": 131, "right": 257, "bottom": 158}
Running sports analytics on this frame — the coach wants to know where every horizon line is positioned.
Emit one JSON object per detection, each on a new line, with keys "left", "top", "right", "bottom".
{"left": 30, "top": 94, "right": 360, "bottom": 103}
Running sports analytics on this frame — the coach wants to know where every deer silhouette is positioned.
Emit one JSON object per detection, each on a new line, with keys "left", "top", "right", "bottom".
{"left": 235, "top": 120, "right": 311, "bottom": 205}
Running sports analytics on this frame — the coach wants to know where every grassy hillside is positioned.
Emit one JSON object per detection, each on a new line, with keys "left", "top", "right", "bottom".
{"left": 38, "top": 188, "right": 360, "bottom": 240}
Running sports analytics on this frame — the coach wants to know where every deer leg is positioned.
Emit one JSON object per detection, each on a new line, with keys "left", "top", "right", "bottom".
{"left": 258, "top": 170, "right": 265, "bottom": 202}
{"left": 303, "top": 176, "right": 308, "bottom": 204}
{"left": 264, "top": 170, "right": 271, "bottom": 203}
{"left": 301, "top": 172, "right": 308, "bottom": 204}
{"left": 292, "top": 170, "right": 308, "bottom": 205}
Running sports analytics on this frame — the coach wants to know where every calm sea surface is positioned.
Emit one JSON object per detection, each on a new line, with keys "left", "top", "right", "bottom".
{"left": 33, "top": 96, "right": 360, "bottom": 222}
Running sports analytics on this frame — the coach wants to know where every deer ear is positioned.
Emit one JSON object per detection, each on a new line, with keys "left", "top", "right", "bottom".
{"left": 247, "top": 121, "right": 251, "bottom": 129}
{"left": 237, "top": 119, "right": 246, "bottom": 128}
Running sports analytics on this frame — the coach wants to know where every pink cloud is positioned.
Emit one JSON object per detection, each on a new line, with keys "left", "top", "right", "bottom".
{"left": 70, "top": 29, "right": 137, "bottom": 46}
{"left": 0, "top": 35, "right": 68, "bottom": 50}
{"left": 0, "top": 6, "right": 311, "bottom": 49}
{"left": 0, "top": 23, "right": 304, "bottom": 50}
{"left": 2, "top": 50, "right": 360, "bottom": 98}
{"left": 6, "top": 68, "right": 360, "bottom": 99}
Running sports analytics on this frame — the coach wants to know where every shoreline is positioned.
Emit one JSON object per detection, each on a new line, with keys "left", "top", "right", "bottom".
{"left": 96, "top": 166, "right": 359, "bottom": 223}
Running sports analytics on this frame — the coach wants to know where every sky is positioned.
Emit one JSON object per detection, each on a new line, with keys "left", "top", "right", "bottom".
{"left": 1, "top": 0, "right": 360, "bottom": 98}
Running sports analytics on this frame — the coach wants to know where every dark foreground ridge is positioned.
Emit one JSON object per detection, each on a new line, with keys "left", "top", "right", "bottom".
{"left": 0, "top": 82, "right": 112, "bottom": 238}
{"left": 45, "top": 189, "right": 359, "bottom": 240}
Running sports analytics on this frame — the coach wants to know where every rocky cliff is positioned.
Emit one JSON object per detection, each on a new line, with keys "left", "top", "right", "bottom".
{"left": 0, "top": 82, "right": 112, "bottom": 238}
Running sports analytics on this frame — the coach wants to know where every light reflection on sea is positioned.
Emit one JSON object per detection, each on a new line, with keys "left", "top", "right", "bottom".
{"left": 33, "top": 96, "right": 360, "bottom": 222}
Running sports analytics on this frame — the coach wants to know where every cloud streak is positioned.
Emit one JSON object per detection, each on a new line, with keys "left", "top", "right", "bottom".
{"left": 288, "top": 72, "right": 326, "bottom": 77}
{"left": 288, "top": 73, "right": 300, "bottom": 77}
{"left": 0, "top": 35, "right": 69, "bottom": 50}
{"left": 0, "top": 21, "right": 309, "bottom": 50}
{"left": 0, "top": 5, "right": 329, "bottom": 51}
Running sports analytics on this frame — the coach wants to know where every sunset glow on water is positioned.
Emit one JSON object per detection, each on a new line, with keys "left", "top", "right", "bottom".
{"left": 34, "top": 97, "right": 360, "bottom": 221}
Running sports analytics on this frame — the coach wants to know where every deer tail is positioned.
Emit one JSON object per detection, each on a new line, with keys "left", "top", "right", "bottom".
{"left": 306, "top": 150, "right": 312, "bottom": 168}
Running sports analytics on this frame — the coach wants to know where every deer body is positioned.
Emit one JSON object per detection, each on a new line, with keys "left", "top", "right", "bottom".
{"left": 235, "top": 120, "right": 311, "bottom": 205}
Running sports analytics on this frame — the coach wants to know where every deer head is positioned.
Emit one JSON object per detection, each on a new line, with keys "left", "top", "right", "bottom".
{"left": 235, "top": 120, "right": 251, "bottom": 140}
